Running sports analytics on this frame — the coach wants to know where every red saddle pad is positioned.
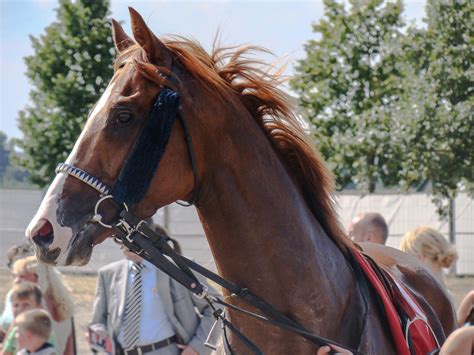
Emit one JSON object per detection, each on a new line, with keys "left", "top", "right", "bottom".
{"left": 353, "top": 251, "right": 439, "bottom": 355}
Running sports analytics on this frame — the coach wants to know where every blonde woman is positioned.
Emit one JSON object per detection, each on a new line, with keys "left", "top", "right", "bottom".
{"left": 400, "top": 226, "right": 458, "bottom": 287}
{"left": 5, "top": 256, "right": 76, "bottom": 355}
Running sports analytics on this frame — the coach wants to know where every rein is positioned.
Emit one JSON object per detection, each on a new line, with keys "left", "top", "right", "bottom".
{"left": 55, "top": 63, "right": 366, "bottom": 355}
{"left": 113, "top": 210, "right": 366, "bottom": 355}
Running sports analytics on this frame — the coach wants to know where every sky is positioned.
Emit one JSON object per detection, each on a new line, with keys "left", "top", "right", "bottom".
{"left": 0, "top": 0, "right": 426, "bottom": 139}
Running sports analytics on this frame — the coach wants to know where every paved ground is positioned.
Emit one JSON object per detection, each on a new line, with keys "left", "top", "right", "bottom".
{"left": 0, "top": 269, "right": 471, "bottom": 354}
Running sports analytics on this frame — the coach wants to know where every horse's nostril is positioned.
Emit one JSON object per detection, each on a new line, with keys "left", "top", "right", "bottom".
{"left": 38, "top": 220, "right": 53, "bottom": 236}
{"left": 32, "top": 220, "right": 54, "bottom": 248}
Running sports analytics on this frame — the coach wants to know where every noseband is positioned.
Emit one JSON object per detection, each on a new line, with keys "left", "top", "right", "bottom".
{"left": 56, "top": 64, "right": 201, "bottom": 226}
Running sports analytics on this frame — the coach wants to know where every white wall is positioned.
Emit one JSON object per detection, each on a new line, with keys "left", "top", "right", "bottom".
{"left": 155, "top": 192, "right": 473, "bottom": 275}
{"left": 0, "top": 189, "right": 472, "bottom": 274}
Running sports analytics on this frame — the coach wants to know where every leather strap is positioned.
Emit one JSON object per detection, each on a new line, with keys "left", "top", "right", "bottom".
{"left": 115, "top": 210, "right": 366, "bottom": 354}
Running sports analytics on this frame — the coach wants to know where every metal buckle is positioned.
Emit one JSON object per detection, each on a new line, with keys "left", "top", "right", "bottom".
{"left": 113, "top": 220, "right": 145, "bottom": 255}
{"left": 115, "top": 219, "right": 135, "bottom": 243}
{"left": 195, "top": 284, "right": 208, "bottom": 299}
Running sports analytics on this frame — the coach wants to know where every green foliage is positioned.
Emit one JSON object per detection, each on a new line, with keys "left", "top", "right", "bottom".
{"left": 291, "top": 0, "right": 406, "bottom": 192}
{"left": 0, "top": 131, "right": 33, "bottom": 188}
{"left": 17, "top": 0, "right": 114, "bottom": 186}
{"left": 398, "top": 0, "right": 474, "bottom": 216}
{"left": 0, "top": 132, "right": 10, "bottom": 179}
{"left": 291, "top": 0, "right": 473, "bottom": 217}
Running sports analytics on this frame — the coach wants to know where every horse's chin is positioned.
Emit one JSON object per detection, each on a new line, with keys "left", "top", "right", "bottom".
{"left": 64, "top": 231, "right": 95, "bottom": 266}
{"left": 34, "top": 245, "right": 63, "bottom": 266}
{"left": 35, "top": 225, "right": 98, "bottom": 266}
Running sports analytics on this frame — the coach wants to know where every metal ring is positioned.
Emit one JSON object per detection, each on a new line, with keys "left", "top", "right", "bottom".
{"left": 93, "top": 195, "right": 128, "bottom": 229}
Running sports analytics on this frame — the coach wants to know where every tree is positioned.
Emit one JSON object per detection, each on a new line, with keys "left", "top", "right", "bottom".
{"left": 0, "top": 131, "right": 32, "bottom": 188}
{"left": 382, "top": 0, "right": 473, "bottom": 215}
{"left": 291, "top": 0, "right": 407, "bottom": 192}
{"left": 292, "top": 0, "right": 473, "bottom": 216}
{"left": 17, "top": 0, "right": 115, "bottom": 186}
{"left": 0, "top": 131, "right": 10, "bottom": 180}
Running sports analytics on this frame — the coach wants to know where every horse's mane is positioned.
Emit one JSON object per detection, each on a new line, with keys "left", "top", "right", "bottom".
{"left": 116, "top": 38, "right": 355, "bottom": 254}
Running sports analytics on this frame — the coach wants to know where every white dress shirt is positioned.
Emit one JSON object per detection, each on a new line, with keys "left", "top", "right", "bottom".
{"left": 118, "top": 260, "right": 175, "bottom": 346}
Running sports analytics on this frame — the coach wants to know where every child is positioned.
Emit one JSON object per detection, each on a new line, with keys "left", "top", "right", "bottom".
{"left": 15, "top": 309, "right": 58, "bottom": 355}
{"left": 2, "top": 282, "right": 56, "bottom": 355}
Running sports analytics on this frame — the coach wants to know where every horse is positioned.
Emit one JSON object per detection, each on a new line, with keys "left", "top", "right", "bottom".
{"left": 26, "top": 7, "right": 456, "bottom": 353}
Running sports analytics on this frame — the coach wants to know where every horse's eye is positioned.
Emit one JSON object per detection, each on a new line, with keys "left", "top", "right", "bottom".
{"left": 115, "top": 111, "right": 133, "bottom": 124}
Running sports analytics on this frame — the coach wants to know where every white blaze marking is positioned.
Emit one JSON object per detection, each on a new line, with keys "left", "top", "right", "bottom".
{"left": 26, "top": 173, "right": 71, "bottom": 264}
{"left": 66, "top": 82, "right": 116, "bottom": 165}
{"left": 26, "top": 81, "right": 116, "bottom": 265}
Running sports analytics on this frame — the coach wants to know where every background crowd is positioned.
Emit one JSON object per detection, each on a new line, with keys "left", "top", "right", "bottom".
{"left": 0, "top": 216, "right": 472, "bottom": 354}
{"left": 0, "top": 223, "right": 221, "bottom": 355}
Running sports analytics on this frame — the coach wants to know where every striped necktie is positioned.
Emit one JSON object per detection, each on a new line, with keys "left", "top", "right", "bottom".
{"left": 122, "top": 262, "right": 144, "bottom": 349}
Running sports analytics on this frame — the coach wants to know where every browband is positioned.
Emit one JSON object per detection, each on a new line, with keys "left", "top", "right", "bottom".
{"left": 55, "top": 163, "right": 110, "bottom": 195}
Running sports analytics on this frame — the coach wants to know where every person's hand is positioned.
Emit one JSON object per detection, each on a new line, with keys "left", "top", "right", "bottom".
{"left": 440, "top": 326, "right": 474, "bottom": 355}
{"left": 317, "top": 345, "right": 353, "bottom": 355}
{"left": 457, "top": 290, "right": 474, "bottom": 325}
{"left": 177, "top": 344, "right": 199, "bottom": 355}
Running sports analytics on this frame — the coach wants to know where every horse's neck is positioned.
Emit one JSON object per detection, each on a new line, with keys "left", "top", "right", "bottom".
{"left": 194, "top": 105, "right": 360, "bottom": 343}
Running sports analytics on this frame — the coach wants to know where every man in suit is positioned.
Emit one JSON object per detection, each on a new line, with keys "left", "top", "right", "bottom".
{"left": 89, "top": 225, "right": 221, "bottom": 355}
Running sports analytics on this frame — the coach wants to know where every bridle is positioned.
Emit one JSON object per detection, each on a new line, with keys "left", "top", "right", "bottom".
{"left": 56, "top": 64, "right": 201, "bottom": 225}
{"left": 55, "top": 62, "right": 367, "bottom": 355}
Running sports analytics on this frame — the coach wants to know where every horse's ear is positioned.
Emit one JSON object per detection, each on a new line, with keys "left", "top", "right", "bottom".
{"left": 111, "top": 19, "right": 134, "bottom": 53}
{"left": 128, "top": 7, "right": 172, "bottom": 68}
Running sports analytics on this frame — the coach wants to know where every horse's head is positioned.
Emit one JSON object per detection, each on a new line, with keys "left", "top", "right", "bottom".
{"left": 26, "top": 8, "right": 199, "bottom": 266}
